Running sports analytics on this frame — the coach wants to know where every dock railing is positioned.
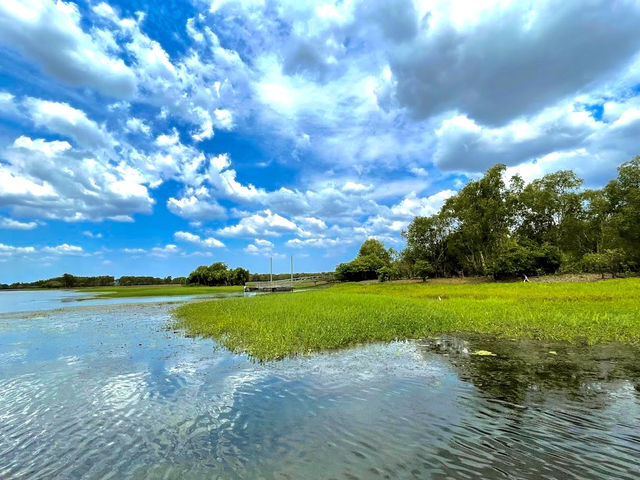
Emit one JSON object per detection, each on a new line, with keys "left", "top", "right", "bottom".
{"left": 244, "top": 275, "right": 334, "bottom": 291}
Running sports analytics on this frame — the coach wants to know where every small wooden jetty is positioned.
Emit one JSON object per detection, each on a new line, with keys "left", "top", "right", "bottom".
{"left": 244, "top": 276, "right": 330, "bottom": 293}
{"left": 244, "top": 256, "right": 334, "bottom": 293}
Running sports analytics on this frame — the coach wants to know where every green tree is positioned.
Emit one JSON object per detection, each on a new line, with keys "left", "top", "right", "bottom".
{"left": 377, "top": 266, "right": 393, "bottom": 282}
{"left": 582, "top": 249, "right": 626, "bottom": 278}
{"left": 441, "top": 164, "right": 515, "bottom": 275}
{"left": 413, "top": 260, "right": 434, "bottom": 282}
{"left": 335, "top": 254, "right": 388, "bottom": 281}
{"left": 207, "top": 262, "right": 230, "bottom": 285}
{"left": 403, "top": 214, "right": 453, "bottom": 277}
{"left": 358, "top": 239, "right": 392, "bottom": 265}
{"left": 61, "top": 273, "right": 75, "bottom": 288}
{"left": 187, "top": 265, "right": 211, "bottom": 285}
{"left": 231, "top": 267, "right": 250, "bottom": 285}
{"left": 605, "top": 157, "right": 640, "bottom": 264}
{"left": 514, "top": 170, "right": 584, "bottom": 257}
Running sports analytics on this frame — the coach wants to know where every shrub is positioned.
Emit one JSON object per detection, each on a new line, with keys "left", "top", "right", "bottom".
{"left": 582, "top": 249, "right": 626, "bottom": 278}
{"left": 491, "top": 242, "right": 563, "bottom": 280}
{"left": 413, "top": 260, "right": 434, "bottom": 282}
{"left": 335, "top": 254, "right": 387, "bottom": 281}
{"left": 377, "top": 266, "right": 393, "bottom": 282}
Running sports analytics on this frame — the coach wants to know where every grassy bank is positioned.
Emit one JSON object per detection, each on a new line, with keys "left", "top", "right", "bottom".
{"left": 81, "top": 284, "right": 243, "bottom": 299}
{"left": 174, "top": 278, "right": 640, "bottom": 361}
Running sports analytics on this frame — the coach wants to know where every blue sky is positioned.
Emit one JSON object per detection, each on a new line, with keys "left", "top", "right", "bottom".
{"left": 1, "top": 0, "right": 640, "bottom": 282}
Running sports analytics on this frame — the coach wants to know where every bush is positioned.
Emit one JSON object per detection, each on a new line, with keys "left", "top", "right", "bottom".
{"left": 413, "top": 260, "right": 434, "bottom": 282}
{"left": 335, "top": 254, "right": 388, "bottom": 281}
{"left": 581, "top": 249, "right": 626, "bottom": 278}
{"left": 533, "top": 243, "right": 562, "bottom": 275}
{"left": 377, "top": 266, "right": 393, "bottom": 282}
{"left": 491, "top": 242, "right": 561, "bottom": 280}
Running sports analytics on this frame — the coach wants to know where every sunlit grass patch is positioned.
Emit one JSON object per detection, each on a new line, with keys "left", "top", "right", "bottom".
{"left": 173, "top": 278, "right": 640, "bottom": 361}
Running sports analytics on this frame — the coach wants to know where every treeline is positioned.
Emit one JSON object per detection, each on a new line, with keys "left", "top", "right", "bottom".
{"left": 186, "top": 262, "right": 334, "bottom": 286}
{"left": 1, "top": 274, "right": 187, "bottom": 289}
{"left": 3, "top": 274, "right": 115, "bottom": 289}
{"left": 337, "top": 156, "right": 640, "bottom": 281}
{"left": 118, "top": 276, "right": 186, "bottom": 286}
{"left": 187, "top": 262, "right": 250, "bottom": 286}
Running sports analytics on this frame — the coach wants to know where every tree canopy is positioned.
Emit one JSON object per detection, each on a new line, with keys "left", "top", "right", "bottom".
{"left": 336, "top": 156, "right": 640, "bottom": 282}
{"left": 187, "top": 262, "right": 250, "bottom": 286}
{"left": 401, "top": 157, "right": 640, "bottom": 279}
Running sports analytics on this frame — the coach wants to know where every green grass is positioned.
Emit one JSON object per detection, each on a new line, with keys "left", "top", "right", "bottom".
{"left": 80, "top": 284, "right": 243, "bottom": 299}
{"left": 174, "top": 278, "right": 640, "bottom": 361}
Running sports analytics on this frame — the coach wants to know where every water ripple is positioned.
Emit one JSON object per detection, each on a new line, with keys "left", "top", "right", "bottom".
{"left": 0, "top": 298, "right": 639, "bottom": 478}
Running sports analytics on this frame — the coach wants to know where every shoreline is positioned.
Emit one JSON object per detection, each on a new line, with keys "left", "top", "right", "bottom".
{"left": 174, "top": 278, "right": 640, "bottom": 361}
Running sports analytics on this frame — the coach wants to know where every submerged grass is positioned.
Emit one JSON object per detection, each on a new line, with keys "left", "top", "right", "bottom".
{"left": 81, "top": 284, "right": 243, "bottom": 299}
{"left": 174, "top": 278, "right": 640, "bottom": 361}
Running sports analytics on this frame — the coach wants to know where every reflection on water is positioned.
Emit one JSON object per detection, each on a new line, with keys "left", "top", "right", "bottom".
{"left": 0, "top": 291, "right": 639, "bottom": 479}
{"left": 0, "top": 288, "right": 245, "bottom": 315}
{"left": 0, "top": 289, "right": 87, "bottom": 314}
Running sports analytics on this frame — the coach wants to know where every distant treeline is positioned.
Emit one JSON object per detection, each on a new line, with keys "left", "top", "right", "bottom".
{"left": 186, "top": 262, "right": 334, "bottom": 286}
{"left": 117, "top": 276, "right": 186, "bottom": 286}
{"left": 337, "top": 157, "right": 640, "bottom": 281}
{"left": 187, "top": 262, "right": 250, "bottom": 286}
{"left": 1, "top": 274, "right": 187, "bottom": 290}
{"left": 2, "top": 267, "right": 335, "bottom": 290}
{"left": 2, "top": 274, "right": 115, "bottom": 289}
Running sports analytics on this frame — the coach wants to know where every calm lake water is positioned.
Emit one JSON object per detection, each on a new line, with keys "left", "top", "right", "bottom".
{"left": 1, "top": 291, "right": 639, "bottom": 479}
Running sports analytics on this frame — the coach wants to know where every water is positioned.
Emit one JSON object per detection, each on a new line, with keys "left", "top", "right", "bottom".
{"left": 1, "top": 291, "right": 639, "bottom": 479}
{"left": 0, "top": 289, "right": 245, "bottom": 314}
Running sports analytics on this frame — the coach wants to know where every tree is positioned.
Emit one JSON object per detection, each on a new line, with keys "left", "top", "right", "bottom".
{"left": 605, "top": 157, "right": 640, "bottom": 264}
{"left": 582, "top": 249, "right": 626, "bottom": 278}
{"left": 231, "top": 267, "right": 250, "bottom": 285}
{"left": 514, "top": 170, "right": 584, "bottom": 257}
{"left": 62, "top": 273, "right": 75, "bottom": 288}
{"left": 441, "top": 164, "right": 515, "bottom": 275}
{"left": 491, "top": 241, "right": 562, "bottom": 280}
{"left": 187, "top": 265, "right": 211, "bottom": 285}
{"left": 207, "top": 262, "right": 230, "bottom": 285}
{"left": 187, "top": 263, "right": 251, "bottom": 286}
{"left": 413, "top": 260, "right": 434, "bottom": 282}
{"left": 403, "top": 214, "right": 453, "bottom": 277}
{"left": 377, "top": 266, "right": 393, "bottom": 282}
{"left": 358, "top": 239, "right": 392, "bottom": 265}
{"left": 335, "top": 254, "right": 388, "bottom": 281}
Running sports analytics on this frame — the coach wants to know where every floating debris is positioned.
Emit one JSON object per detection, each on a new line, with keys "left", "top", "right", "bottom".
{"left": 472, "top": 350, "right": 496, "bottom": 356}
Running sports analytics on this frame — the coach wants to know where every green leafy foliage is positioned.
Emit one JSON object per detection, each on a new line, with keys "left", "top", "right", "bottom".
{"left": 399, "top": 157, "right": 640, "bottom": 279}
{"left": 377, "top": 266, "right": 393, "bottom": 282}
{"left": 335, "top": 254, "right": 388, "bottom": 281}
{"left": 118, "top": 276, "right": 185, "bottom": 286}
{"left": 358, "top": 239, "right": 392, "bottom": 264}
{"left": 187, "top": 262, "right": 250, "bottom": 286}
{"left": 491, "top": 242, "right": 562, "bottom": 280}
{"left": 581, "top": 249, "right": 626, "bottom": 278}
{"left": 413, "top": 260, "right": 434, "bottom": 281}
{"left": 8, "top": 274, "right": 115, "bottom": 289}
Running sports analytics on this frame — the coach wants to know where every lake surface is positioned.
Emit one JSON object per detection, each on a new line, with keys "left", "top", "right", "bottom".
{"left": 1, "top": 290, "right": 639, "bottom": 479}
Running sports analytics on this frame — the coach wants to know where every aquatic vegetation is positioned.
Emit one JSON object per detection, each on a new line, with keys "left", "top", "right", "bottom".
{"left": 174, "top": 278, "right": 640, "bottom": 361}
{"left": 81, "top": 285, "right": 243, "bottom": 299}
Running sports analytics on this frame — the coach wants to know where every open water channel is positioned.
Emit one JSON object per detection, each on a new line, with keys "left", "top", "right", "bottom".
{"left": 1, "top": 290, "right": 639, "bottom": 479}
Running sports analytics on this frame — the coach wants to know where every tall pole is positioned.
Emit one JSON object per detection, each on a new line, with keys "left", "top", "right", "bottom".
{"left": 270, "top": 256, "right": 273, "bottom": 286}
{"left": 290, "top": 255, "right": 293, "bottom": 286}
